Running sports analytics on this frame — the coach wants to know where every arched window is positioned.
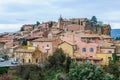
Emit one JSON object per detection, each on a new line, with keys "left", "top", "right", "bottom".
{"left": 90, "top": 48, "right": 94, "bottom": 52}
{"left": 82, "top": 48, "right": 86, "bottom": 52}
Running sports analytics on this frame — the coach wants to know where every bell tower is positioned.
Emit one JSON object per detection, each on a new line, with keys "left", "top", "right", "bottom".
{"left": 58, "top": 15, "right": 64, "bottom": 29}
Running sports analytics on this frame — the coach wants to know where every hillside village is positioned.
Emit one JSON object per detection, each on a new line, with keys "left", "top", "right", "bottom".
{"left": 0, "top": 16, "right": 119, "bottom": 66}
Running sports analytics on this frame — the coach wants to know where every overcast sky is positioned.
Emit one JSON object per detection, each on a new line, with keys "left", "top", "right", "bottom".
{"left": 0, "top": 0, "right": 120, "bottom": 33}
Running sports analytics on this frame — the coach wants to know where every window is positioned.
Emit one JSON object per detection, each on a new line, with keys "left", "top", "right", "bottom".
{"left": 108, "top": 51, "right": 112, "bottom": 53}
{"left": 36, "top": 58, "right": 38, "bottom": 63}
{"left": 82, "top": 48, "right": 86, "bottom": 52}
{"left": 16, "top": 58, "right": 19, "bottom": 62}
{"left": 47, "top": 44, "right": 49, "bottom": 47}
{"left": 90, "top": 48, "right": 94, "bottom": 52}
{"left": 28, "top": 59, "right": 31, "bottom": 63}
{"left": 81, "top": 21, "right": 83, "bottom": 25}
{"left": 22, "top": 59, "right": 24, "bottom": 64}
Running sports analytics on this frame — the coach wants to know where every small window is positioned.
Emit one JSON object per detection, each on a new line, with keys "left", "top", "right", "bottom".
{"left": 108, "top": 57, "right": 111, "bottom": 60}
{"left": 82, "top": 48, "right": 86, "bottom": 52}
{"left": 81, "top": 21, "right": 83, "bottom": 25}
{"left": 47, "top": 44, "right": 49, "bottom": 47}
{"left": 108, "top": 51, "right": 112, "bottom": 53}
{"left": 90, "top": 48, "right": 94, "bottom": 52}
{"left": 36, "top": 58, "right": 38, "bottom": 63}
{"left": 28, "top": 59, "right": 31, "bottom": 63}
{"left": 22, "top": 59, "right": 24, "bottom": 64}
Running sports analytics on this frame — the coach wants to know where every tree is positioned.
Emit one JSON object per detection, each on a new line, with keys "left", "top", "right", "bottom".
{"left": 15, "top": 65, "right": 43, "bottom": 80}
{"left": 2, "top": 55, "right": 9, "bottom": 60}
{"left": 36, "top": 21, "right": 40, "bottom": 26}
{"left": 68, "top": 60, "right": 114, "bottom": 80}
{"left": 48, "top": 48, "right": 66, "bottom": 67}
{"left": 78, "top": 19, "right": 80, "bottom": 25}
{"left": 22, "top": 39, "right": 27, "bottom": 46}
{"left": 104, "top": 61, "right": 120, "bottom": 79}
{"left": 65, "top": 56, "right": 71, "bottom": 73}
{"left": 49, "top": 21, "right": 53, "bottom": 28}
{"left": 91, "top": 16, "right": 97, "bottom": 23}
{"left": 20, "top": 27, "right": 24, "bottom": 31}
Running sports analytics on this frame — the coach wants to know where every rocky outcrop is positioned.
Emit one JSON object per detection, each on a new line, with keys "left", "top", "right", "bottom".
{"left": 101, "top": 24, "right": 111, "bottom": 35}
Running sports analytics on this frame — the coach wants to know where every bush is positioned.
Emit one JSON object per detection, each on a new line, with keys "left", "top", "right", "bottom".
{"left": 15, "top": 64, "right": 43, "bottom": 80}
{"left": 48, "top": 48, "right": 66, "bottom": 67}
{"left": 0, "top": 67, "right": 9, "bottom": 74}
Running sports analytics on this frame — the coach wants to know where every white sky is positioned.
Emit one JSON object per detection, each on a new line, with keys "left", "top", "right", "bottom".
{"left": 0, "top": 0, "right": 120, "bottom": 33}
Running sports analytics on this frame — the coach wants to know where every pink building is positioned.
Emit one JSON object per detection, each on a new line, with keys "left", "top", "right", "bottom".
{"left": 32, "top": 37, "right": 61, "bottom": 56}
{"left": 60, "top": 32, "right": 114, "bottom": 58}
{"left": 22, "top": 24, "right": 34, "bottom": 31}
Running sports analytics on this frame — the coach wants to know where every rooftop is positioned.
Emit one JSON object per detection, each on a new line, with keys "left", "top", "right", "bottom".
{"left": 15, "top": 48, "right": 35, "bottom": 53}
{"left": 33, "top": 37, "right": 58, "bottom": 42}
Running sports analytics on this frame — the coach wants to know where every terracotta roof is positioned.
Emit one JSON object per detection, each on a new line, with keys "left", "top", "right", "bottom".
{"left": 101, "top": 35, "right": 112, "bottom": 39}
{"left": 101, "top": 42, "right": 115, "bottom": 49}
{"left": 33, "top": 37, "right": 58, "bottom": 42}
{"left": 66, "top": 24, "right": 80, "bottom": 31}
{"left": 80, "top": 34, "right": 100, "bottom": 38}
{"left": 59, "top": 41, "right": 75, "bottom": 46}
{"left": 73, "top": 57, "right": 102, "bottom": 61}
{"left": 15, "top": 48, "right": 34, "bottom": 53}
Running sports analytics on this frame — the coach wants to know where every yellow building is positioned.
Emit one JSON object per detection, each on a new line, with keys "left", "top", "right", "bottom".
{"left": 14, "top": 48, "right": 47, "bottom": 65}
{"left": 96, "top": 53, "right": 113, "bottom": 65}
{"left": 27, "top": 46, "right": 35, "bottom": 50}
{"left": 58, "top": 41, "right": 77, "bottom": 58}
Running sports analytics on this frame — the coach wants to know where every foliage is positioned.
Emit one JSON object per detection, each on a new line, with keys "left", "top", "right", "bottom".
{"left": 115, "top": 37, "right": 120, "bottom": 40}
{"left": 36, "top": 21, "right": 40, "bottom": 26}
{"left": 43, "top": 67, "right": 64, "bottom": 80}
{"left": 104, "top": 61, "right": 120, "bottom": 79}
{"left": 15, "top": 64, "right": 44, "bottom": 80}
{"left": 91, "top": 16, "right": 97, "bottom": 23}
{"left": 2, "top": 55, "right": 9, "bottom": 60}
{"left": 78, "top": 19, "right": 80, "bottom": 25}
{"left": 112, "top": 52, "right": 119, "bottom": 63}
{"left": 0, "top": 73, "right": 13, "bottom": 80}
{"left": 22, "top": 39, "right": 27, "bottom": 46}
{"left": 49, "top": 21, "right": 53, "bottom": 28}
{"left": 20, "top": 27, "right": 24, "bottom": 31}
{"left": 68, "top": 60, "right": 114, "bottom": 80}
{"left": 0, "top": 67, "right": 9, "bottom": 74}
{"left": 65, "top": 56, "right": 71, "bottom": 73}
{"left": 48, "top": 48, "right": 66, "bottom": 67}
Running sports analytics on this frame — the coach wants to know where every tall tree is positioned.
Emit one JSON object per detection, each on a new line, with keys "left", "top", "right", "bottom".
{"left": 36, "top": 21, "right": 40, "bottom": 26}
{"left": 78, "top": 19, "right": 80, "bottom": 25}
{"left": 20, "top": 27, "right": 24, "bottom": 31}
{"left": 49, "top": 21, "right": 53, "bottom": 28}
{"left": 91, "top": 16, "right": 97, "bottom": 23}
{"left": 48, "top": 48, "right": 66, "bottom": 67}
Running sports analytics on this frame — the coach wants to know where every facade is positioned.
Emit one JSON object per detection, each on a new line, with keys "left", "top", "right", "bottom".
{"left": 58, "top": 41, "right": 77, "bottom": 58}
{"left": 58, "top": 17, "right": 111, "bottom": 35}
{"left": 22, "top": 24, "right": 34, "bottom": 31}
{"left": 96, "top": 53, "right": 112, "bottom": 65}
{"left": 14, "top": 48, "right": 46, "bottom": 65}
{"left": 60, "top": 32, "right": 115, "bottom": 65}
{"left": 32, "top": 37, "right": 61, "bottom": 56}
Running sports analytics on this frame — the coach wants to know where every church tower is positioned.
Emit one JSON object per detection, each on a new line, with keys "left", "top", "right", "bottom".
{"left": 58, "top": 15, "right": 64, "bottom": 30}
